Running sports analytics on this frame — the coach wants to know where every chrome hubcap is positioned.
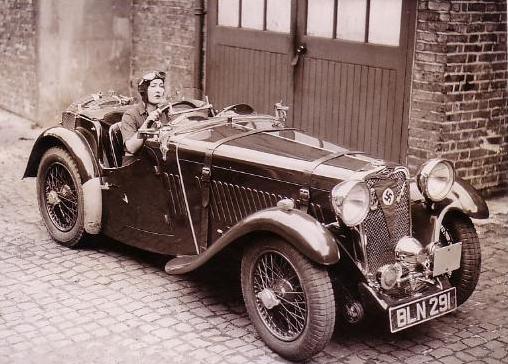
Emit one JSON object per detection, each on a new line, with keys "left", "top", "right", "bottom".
{"left": 257, "top": 288, "right": 280, "bottom": 310}
{"left": 46, "top": 190, "right": 60, "bottom": 205}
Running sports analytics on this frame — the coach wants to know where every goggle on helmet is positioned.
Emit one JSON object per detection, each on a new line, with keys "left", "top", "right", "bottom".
{"left": 137, "top": 71, "right": 166, "bottom": 103}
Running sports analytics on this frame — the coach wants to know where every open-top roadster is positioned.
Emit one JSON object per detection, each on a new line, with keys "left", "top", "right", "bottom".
{"left": 24, "top": 92, "right": 488, "bottom": 361}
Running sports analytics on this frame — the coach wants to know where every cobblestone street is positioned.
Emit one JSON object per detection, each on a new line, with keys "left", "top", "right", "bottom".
{"left": 1, "top": 109, "right": 507, "bottom": 364}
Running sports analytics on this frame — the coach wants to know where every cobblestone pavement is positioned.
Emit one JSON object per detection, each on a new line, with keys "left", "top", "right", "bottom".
{"left": 1, "top": 109, "right": 507, "bottom": 364}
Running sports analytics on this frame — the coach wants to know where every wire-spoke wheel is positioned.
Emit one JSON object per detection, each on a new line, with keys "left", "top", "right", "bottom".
{"left": 253, "top": 250, "right": 307, "bottom": 341}
{"left": 241, "top": 237, "right": 335, "bottom": 361}
{"left": 43, "top": 162, "right": 79, "bottom": 231}
{"left": 440, "top": 212, "right": 481, "bottom": 306}
{"left": 37, "top": 147, "right": 86, "bottom": 247}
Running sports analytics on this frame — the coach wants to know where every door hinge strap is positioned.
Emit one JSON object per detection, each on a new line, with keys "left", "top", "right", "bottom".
{"left": 199, "top": 152, "right": 213, "bottom": 252}
{"left": 298, "top": 188, "right": 310, "bottom": 212}
{"left": 201, "top": 166, "right": 211, "bottom": 207}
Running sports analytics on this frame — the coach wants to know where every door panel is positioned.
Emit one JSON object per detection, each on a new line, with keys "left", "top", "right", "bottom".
{"left": 209, "top": 45, "right": 292, "bottom": 116}
{"left": 294, "top": 59, "right": 400, "bottom": 159}
{"left": 207, "top": 1, "right": 294, "bottom": 114}
{"left": 102, "top": 154, "right": 178, "bottom": 254}
{"left": 101, "top": 146, "right": 196, "bottom": 256}
{"left": 206, "top": 0, "right": 415, "bottom": 162}
{"left": 207, "top": 47, "right": 292, "bottom": 115}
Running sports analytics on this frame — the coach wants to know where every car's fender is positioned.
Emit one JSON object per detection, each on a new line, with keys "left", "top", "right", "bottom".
{"left": 165, "top": 207, "right": 340, "bottom": 274}
{"left": 82, "top": 177, "right": 102, "bottom": 234}
{"left": 411, "top": 177, "right": 488, "bottom": 245}
{"left": 23, "top": 126, "right": 99, "bottom": 183}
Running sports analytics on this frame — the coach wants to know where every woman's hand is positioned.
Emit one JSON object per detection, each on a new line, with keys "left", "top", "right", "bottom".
{"left": 143, "top": 109, "right": 162, "bottom": 128}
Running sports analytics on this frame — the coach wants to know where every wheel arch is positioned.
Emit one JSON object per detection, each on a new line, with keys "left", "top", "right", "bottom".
{"left": 439, "top": 177, "right": 489, "bottom": 219}
{"left": 28, "top": 128, "right": 102, "bottom": 235}
{"left": 232, "top": 209, "right": 341, "bottom": 266}
{"left": 24, "top": 126, "right": 99, "bottom": 183}
{"left": 412, "top": 198, "right": 481, "bottom": 247}
{"left": 165, "top": 208, "right": 341, "bottom": 274}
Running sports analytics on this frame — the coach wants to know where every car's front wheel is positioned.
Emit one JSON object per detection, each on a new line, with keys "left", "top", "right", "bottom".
{"left": 36, "top": 147, "right": 86, "bottom": 247}
{"left": 441, "top": 213, "right": 481, "bottom": 305}
{"left": 241, "top": 237, "right": 335, "bottom": 361}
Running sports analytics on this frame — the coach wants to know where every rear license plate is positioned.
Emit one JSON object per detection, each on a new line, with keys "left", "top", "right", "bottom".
{"left": 389, "top": 287, "right": 456, "bottom": 333}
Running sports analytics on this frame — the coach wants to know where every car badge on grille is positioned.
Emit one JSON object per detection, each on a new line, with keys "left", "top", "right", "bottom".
{"left": 382, "top": 188, "right": 395, "bottom": 206}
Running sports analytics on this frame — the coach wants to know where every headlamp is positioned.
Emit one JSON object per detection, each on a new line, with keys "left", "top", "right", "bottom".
{"left": 417, "top": 159, "right": 455, "bottom": 202}
{"left": 377, "top": 263, "right": 403, "bottom": 290}
{"left": 331, "top": 181, "right": 370, "bottom": 227}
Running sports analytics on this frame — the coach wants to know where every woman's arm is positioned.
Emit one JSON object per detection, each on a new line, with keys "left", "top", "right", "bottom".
{"left": 124, "top": 109, "right": 161, "bottom": 154}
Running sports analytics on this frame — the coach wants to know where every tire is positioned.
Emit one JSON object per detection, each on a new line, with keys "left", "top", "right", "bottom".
{"left": 241, "top": 237, "right": 335, "bottom": 361}
{"left": 441, "top": 213, "right": 481, "bottom": 306}
{"left": 36, "top": 147, "right": 86, "bottom": 247}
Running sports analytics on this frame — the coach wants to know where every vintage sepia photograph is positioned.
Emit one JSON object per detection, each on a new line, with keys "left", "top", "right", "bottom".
{"left": 0, "top": 0, "right": 507, "bottom": 363}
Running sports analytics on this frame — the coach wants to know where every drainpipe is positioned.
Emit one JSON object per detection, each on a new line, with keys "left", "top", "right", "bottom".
{"left": 194, "top": 0, "right": 205, "bottom": 99}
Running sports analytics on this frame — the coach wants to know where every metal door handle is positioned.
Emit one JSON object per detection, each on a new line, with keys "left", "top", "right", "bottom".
{"left": 291, "top": 44, "right": 307, "bottom": 67}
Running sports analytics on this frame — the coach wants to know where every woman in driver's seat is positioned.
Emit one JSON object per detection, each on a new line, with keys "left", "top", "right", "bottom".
{"left": 121, "top": 71, "right": 169, "bottom": 164}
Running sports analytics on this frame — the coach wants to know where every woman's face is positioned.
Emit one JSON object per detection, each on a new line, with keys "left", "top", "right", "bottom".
{"left": 147, "top": 79, "right": 165, "bottom": 105}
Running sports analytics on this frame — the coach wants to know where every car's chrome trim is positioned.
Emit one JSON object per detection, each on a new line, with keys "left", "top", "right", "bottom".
{"left": 430, "top": 199, "right": 462, "bottom": 243}
{"left": 357, "top": 225, "right": 370, "bottom": 274}
{"left": 349, "top": 165, "right": 387, "bottom": 181}
{"left": 175, "top": 143, "right": 200, "bottom": 254}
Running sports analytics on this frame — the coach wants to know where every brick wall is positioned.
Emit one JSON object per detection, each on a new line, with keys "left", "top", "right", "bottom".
{"left": 409, "top": 0, "right": 508, "bottom": 193}
{"left": 131, "top": 0, "right": 201, "bottom": 101}
{"left": 0, "top": 0, "right": 38, "bottom": 120}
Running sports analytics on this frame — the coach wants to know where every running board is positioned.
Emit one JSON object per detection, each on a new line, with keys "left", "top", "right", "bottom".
{"left": 164, "top": 255, "right": 200, "bottom": 274}
{"left": 164, "top": 231, "right": 231, "bottom": 274}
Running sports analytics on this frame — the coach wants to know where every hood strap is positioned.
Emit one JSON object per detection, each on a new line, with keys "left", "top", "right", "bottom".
{"left": 198, "top": 127, "right": 296, "bottom": 251}
{"left": 300, "top": 151, "right": 365, "bottom": 212}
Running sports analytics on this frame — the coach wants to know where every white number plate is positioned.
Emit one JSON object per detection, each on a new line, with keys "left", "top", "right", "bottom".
{"left": 389, "top": 287, "right": 457, "bottom": 333}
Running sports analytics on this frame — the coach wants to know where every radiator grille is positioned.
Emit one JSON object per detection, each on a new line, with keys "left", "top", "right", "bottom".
{"left": 362, "top": 170, "right": 410, "bottom": 274}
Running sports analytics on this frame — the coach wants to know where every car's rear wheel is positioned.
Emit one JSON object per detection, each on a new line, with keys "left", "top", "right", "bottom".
{"left": 440, "top": 213, "right": 481, "bottom": 305}
{"left": 37, "top": 147, "right": 86, "bottom": 247}
{"left": 241, "top": 237, "right": 335, "bottom": 361}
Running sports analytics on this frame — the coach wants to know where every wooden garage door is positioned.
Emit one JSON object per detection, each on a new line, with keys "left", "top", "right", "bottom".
{"left": 206, "top": 0, "right": 416, "bottom": 162}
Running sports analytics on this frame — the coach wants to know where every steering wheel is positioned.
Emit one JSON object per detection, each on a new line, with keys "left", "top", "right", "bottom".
{"left": 172, "top": 100, "right": 201, "bottom": 110}
{"left": 170, "top": 110, "right": 208, "bottom": 126}
{"left": 137, "top": 116, "right": 164, "bottom": 138}
{"left": 217, "top": 103, "right": 255, "bottom": 116}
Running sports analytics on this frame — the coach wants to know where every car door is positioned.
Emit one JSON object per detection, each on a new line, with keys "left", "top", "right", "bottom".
{"left": 101, "top": 143, "right": 195, "bottom": 255}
